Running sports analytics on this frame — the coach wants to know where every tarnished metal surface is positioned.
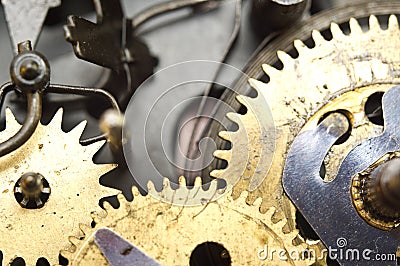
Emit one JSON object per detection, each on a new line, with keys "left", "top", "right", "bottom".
{"left": 283, "top": 87, "right": 400, "bottom": 265}
{"left": 250, "top": 0, "right": 310, "bottom": 36}
{"left": 94, "top": 228, "right": 161, "bottom": 266}
{"left": 64, "top": 0, "right": 156, "bottom": 111}
{"left": 2, "top": 0, "right": 60, "bottom": 52}
{"left": 0, "top": 109, "right": 117, "bottom": 265}
{"left": 212, "top": 15, "right": 400, "bottom": 242}
{"left": 352, "top": 155, "right": 400, "bottom": 230}
{"left": 64, "top": 178, "right": 317, "bottom": 265}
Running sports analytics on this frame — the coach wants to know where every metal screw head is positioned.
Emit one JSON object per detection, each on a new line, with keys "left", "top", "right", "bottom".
{"left": 10, "top": 41, "right": 50, "bottom": 93}
{"left": 19, "top": 173, "right": 44, "bottom": 197}
{"left": 19, "top": 60, "right": 41, "bottom": 81}
{"left": 14, "top": 172, "right": 51, "bottom": 209}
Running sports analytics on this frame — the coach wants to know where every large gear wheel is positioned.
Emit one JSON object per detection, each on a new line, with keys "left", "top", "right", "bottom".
{"left": 212, "top": 14, "right": 400, "bottom": 250}
{"left": 0, "top": 109, "right": 117, "bottom": 265}
{"left": 62, "top": 178, "right": 321, "bottom": 265}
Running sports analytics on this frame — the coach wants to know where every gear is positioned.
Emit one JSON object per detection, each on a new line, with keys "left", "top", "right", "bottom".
{"left": 62, "top": 178, "right": 318, "bottom": 265}
{"left": 212, "top": 14, "right": 400, "bottom": 253}
{"left": 0, "top": 108, "right": 117, "bottom": 265}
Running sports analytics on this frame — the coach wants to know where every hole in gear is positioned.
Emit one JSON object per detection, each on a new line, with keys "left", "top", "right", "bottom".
{"left": 10, "top": 257, "right": 25, "bottom": 266}
{"left": 318, "top": 110, "right": 353, "bottom": 145}
{"left": 59, "top": 254, "right": 69, "bottom": 266}
{"left": 13, "top": 173, "right": 51, "bottom": 209}
{"left": 364, "top": 91, "right": 384, "bottom": 126}
{"left": 36, "top": 258, "right": 50, "bottom": 266}
{"left": 190, "top": 242, "right": 231, "bottom": 266}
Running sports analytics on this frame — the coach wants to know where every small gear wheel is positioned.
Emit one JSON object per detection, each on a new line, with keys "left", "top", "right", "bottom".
{"left": 0, "top": 109, "right": 117, "bottom": 265}
{"left": 63, "top": 178, "right": 318, "bottom": 265}
{"left": 212, "top": 15, "right": 400, "bottom": 259}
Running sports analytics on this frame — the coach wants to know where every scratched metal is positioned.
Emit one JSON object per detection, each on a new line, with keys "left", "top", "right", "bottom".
{"left": 95, "top": 228, "right": 162, "bottom": 266}
{"left": 2, "top": 0, "right": 61, "bottom": 53}
{"left": 283, "top": 86, "right": 400, "bottom": 265}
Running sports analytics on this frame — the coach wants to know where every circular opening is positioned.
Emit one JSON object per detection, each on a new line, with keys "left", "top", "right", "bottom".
{"left": 364, "top": 92, "right": 384, "bottom": 126}
{"left": 10, "top": 257, "right": 25, "bottom": 266}
{"left": 318, "top": 110, "right": 352, "bottom": 145}
{"left": 190, "top": 242, "right": 231, "bottom": 266}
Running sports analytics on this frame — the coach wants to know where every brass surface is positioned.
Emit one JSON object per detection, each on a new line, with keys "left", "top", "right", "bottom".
{"left": 64, "top": 178, "right": 318, "bottom": 265}
{"left": 0, "top": 109, "right": 117, "bottom": 265}
{"left": 351, "top": 153, "right": 400, "bottom": 230}
{"left": 212, "top": 15, "right": 400, "bottom": 250}
{"left": 61, "top": 14, "right": 400, "bottom": 266}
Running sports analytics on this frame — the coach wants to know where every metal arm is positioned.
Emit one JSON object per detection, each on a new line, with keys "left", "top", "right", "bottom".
{"left": 0, "top": 91, "right": 42, "bottom": 157}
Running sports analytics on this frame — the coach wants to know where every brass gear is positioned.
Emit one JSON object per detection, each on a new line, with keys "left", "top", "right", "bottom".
{"left": 0, "top": 109, "right": 117, "bottom": 265}
{"left": 63, "top": 178, "right": 319, "bottom": 265}
{"left": 212, "top": 14, "right": 400, "bottom": 248}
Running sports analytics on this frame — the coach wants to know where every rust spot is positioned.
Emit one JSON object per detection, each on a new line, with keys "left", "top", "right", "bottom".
{"left": 38, "top": 144, "right": 44, "bottom": 149}
{"left": 2, "top": 189, "right": 9, "bottom": 194}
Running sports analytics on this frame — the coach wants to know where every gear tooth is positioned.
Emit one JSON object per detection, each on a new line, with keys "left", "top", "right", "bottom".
{"left": 92, "top": 208, "right": 106, "bottom": 221}
{"left": 208, "top": 179, "right": 219, "bottom": 192}
{"left": 82, "top": 141, "right": 108, "bottom": 159}
{"left": 162, "top": 177, "right": 171, "bottom": 190}
{"left": 253, "top": 197, "right": 263, "bottom": 207}
{"left": 68, "top": 236, "right": 82, "bottom": 247}
{"left": 286, "top": 229, "right": 300, "bottom": 241}
{"left": 116, "top": 193, "right": 126, "bottom": 204}
{"left": 48, "top": 108, "right": 64, "bottom": 129}
{"left": 98, "top": 183, "right": 120, "bottom": 202}
{"left": 218, "top": 130, "right": 232, "bottom": 142}
{"left": 226, "top": 112, "right": 242, "bottom": 124}
{"left": 5, "top": 107, "right": 21, "bottom": 131}
{"left": 213, "top": 149, "right": 232, "bottom": 161}
{"left": 147, "top": 180, "right": 157, "bottom": 193}
{"left": 330, "top": 22, "right": 344, "bottom": 39}
{"left": 236, "top": 190, "right": 249, "bottom": 202}
{"left": 249, "top": 78, "right": 268, "bottom": 92}
{"left": 210, "top": 169, "right": 224, "bottom": 178}
{"left": 262, "top": 64, "right": 281, "bottom": 77}
{"left": 275, "top": 219, "right": 287, "bottom": 229}
{"left": 311, "top": 30, "right": 325, "bottom": 45}
{"left": 101, "top": 162, "right": 118, "bottom": 172}
{"left": 194, "top": 176, "right": 202, "bottom": 187}
{"left": 277, "top": 50, "right": 294, "bottom": 67}
{"left": 24, "top": 256, "right": 37, "bottom": 266}
{"left": 349, "top": 18, "right": 363, "bottom": 35}
{"left": 369, "top": 15, "right": 380, "bottom": 31}
{"left": 294, "top": 39, "right": 309, "bottom": 53}
{"left": 131, "top": 185, "right": 141, "bottom": 197}
{"left": 68, "top": 120, "right": 88, "bottom": 140}
{"left": 103, "top": 200, "right": 113, "bottom": 211}
{"left": 389, "top": 14, "right": 399, "bottom": 31}
{"left": 79, "top": 223, "right": 92, "bottom": 234}
{"left": 265, "top": 207, "right": 276, "bottom": 218}
{"left": 3, "top": 254, "right": 14, "bottom": 266}
{"left": 60, "top": 249, "right": 74, "bottom": 261}
{"left": 236, "top": 94, "right": 251, "bottom": 106}
{"left": 0, "top": 102, "right": 118, "bottom": 264}
{"left": 178, "top": 176, "right": 187, "bottom": 187}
